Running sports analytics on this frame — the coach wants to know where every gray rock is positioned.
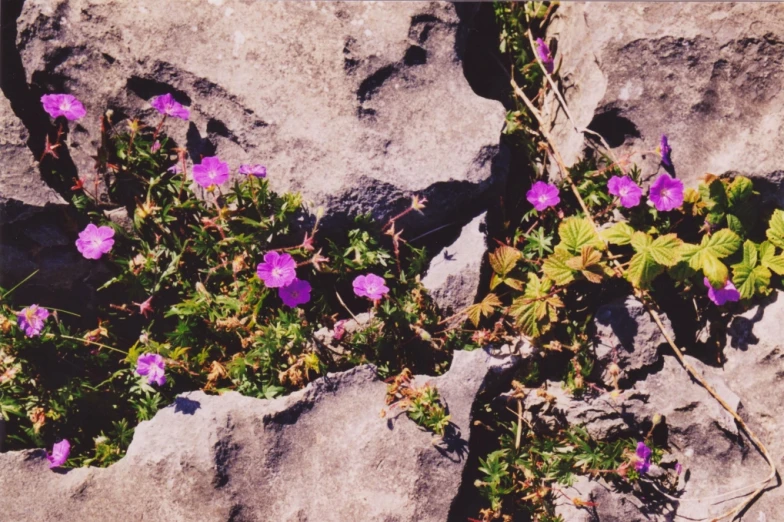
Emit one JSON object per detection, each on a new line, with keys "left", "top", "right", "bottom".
{"left": 714, "top": 291, "right": 784, "bottom": 522}
{"left": 422, "top": 212, "right": 487, "bottom": 313}
{"left": 553, "top": 475, "right": 651, "bottom": 522}
{"left": 593, "top": 297, "right": 673, "bottom": 385}
{"left": 0, "top": 94, "right": 63, "bottom": 209}
{"left": 15, "top": 0, "right": 507, "bottom": 233}
{"left": 545, "top": 4, "right": 784, "bottom": 193}
{"left": 521, "top": 382, "right": 635, "bottom": 440}
{"left": 0, "top": 347, "right": 520, "bottom": 522}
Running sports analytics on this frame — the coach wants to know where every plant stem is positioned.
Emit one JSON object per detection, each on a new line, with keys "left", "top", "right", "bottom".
{"left": 60, "top": 335, "right": 129, "bottom": 356}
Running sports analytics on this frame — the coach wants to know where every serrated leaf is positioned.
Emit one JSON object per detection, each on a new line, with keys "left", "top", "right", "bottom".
{"left": 508, "top": 274, "right": 561, "bottom": 338}
{"left": 681, "top": 229, "right": 741, "bottom": 286}
{"left": 760, "top": 241, "right": 784, "bottom": 275}
{"left": 630, "top": 231, "right": 651, "bottom": 252}
{"left": 732, "top": 263, "right": 771, "bottom": 299}
{"left": 626, "top": 250, "right": 664, "bottom": 288}
{"left": 742, "top": 240, "right": 758, "bottom": 268}
{"left": 503, "top": 278, "right": 524, "bottom": 291}
{"left": 465, "top": 293, "right": 501, "bottom": 327}
{"left": 766, "top": 210, "right": 784, "bottom": 248}
{"left": 559, "top": 217, "right": 603, "bottom": 254}
{"left": 542, "top": 246, "right": 575, "bottom": 286}
{"left": 726, "top": 214, "right": 745, "bottom": 236}
{"left": 581, "top": 266, "right": 604, "bottom": 284}
{"left": 732, "top": 241, "right": 771, "bottom": 298}
{"left": 702, "top": 255, "right": 730, "bottom": 287}
{"left": 649, "top": 234, "right": 682, "bottom": 267}
{"left": 489, "top": 273, "right": 504, "bottom": 291}
{"left": 727, "top": 176, "right": 753, "bottom": 205}
{"left": 565, "top": 246, "right": 602, "bottom": 271}
{"left": 601, "top": 222, "right": 635, "bottom": 246}
{"left": 489, "top": 245, "right": 521, "bottom": 278}
{"left": 699, "top": 178, "right": 728, "bottom": 216}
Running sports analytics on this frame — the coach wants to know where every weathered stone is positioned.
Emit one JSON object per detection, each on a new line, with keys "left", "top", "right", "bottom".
{"left": 553, "top": 475, "right": 651, "bottom": 522}
{"left": 546, "top": 4, "right": 784, "bottom": 195}
{"left": 592, "top": 296, "right": 673, "bottom": 385}
{"left": 714, "top": 291, "right": 784, "bottom": 522}
{"left": 0, "top": 93, "right": 63, "bottom": 210}
{"left": 521, "top": 382, "right": 634, "bottom": 440}
{"left": 422, "top": 211, "right": 487, "bottom": 313}
{"left": 16, "top": 0, "right": 507, "bottom": 233}
{"left": 0, "top": 347, "right": 520, "bottom": 521}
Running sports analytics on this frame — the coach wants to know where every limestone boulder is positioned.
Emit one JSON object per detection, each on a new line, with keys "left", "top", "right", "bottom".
{"left": 0, "top": 347, "right": 520, "bottom": 522}
{"left": 546, "top": 4, "right": 784, "bottom": 195}
{"left": 16, "top": 0, "right": 507, "bottom": 233}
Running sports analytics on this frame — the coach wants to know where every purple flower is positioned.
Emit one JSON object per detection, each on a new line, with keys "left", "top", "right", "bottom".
{"left": 333, "top": 319, "right": 347, "bottom": 341}
{"left": 526, "top": 181, "right": 560, "bottom": 212}
{"left": 535, "top": 38, "right": 554, "bottom": 74}
{"left": 167, "top": 164, "right": 183, "bottom": 174}
{"left": 607, "top": 176, "right": 642, "bottom": 208}
{"left": 135, "top": 353, "right": 166, "bottom": 386}
{"left": 239, "top": 164, "right": 267, "bottom": 178}
{"left": 279, "top": 279, "right": 312, "bottom": 307}
{"left": 192, "top": 156, "right": 230, "bottom": 188}
{"left": 75, "top": 223, "right": 115, "bottom": 260}
{"left": 47, "top": 439, "right": 70, "bottom": 469}
{"left": 40, "top": 94, "right": 86, "bottom": 121}
{"left": 150, "top": 93, "right": 190, "bottom": 120}
{"left": 16, "top": 305, "right": 49, "bottom": 338}
{"left": 151, "top": 140, "right": 161, "bottom": 153}
{"left": 704, "top": 277, "right": 740, "bottom": 306}
{"left": 649, "top": 173, "right": 684, "bottom": 212}
{"left": 353, "top": 274, "right": 390, "bottom": 301}
{"left": 659, "top": 135, "right": 673, "bottom": 170}
{"left": 674, "top": 462, "right": 683, "bottom": 475}
{"left": 256, "top": 251, "right": 298, "bottom": 288}
{"left": 635, "top": 442, "right": 652, "bottom": 474}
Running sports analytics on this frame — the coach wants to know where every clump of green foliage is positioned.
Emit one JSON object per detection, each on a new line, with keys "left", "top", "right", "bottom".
{"left": 0, "top": 103, "right": 468, "bottom": 466}
{"left": 384, "top": 368, "right": 451, "bottom": 437}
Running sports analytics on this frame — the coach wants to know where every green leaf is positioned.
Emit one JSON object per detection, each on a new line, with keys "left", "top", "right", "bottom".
{"left": 624, "top": 232, "right": 682, "bottom": 288}
{"left": 465, "top": 293, "right": 501, "bottom": 327}
{"left": 508, "top": 273, "right": 563, "bottom": 338}
{"left": 732, "top": 262, "right": 771, "bottom": 300}
{"left": 727, "top": 176, "right": 753, "bottom": 205}
{"left": 630, "top": 231, "right": 651, "bottom": 252}
{"left": 489, "top": 245, "right": 521, "bottom": 278}
{"left": 726, "top": 214, "right": 745, "bottom": 236}
{"left": 601, "top": 222, "right": 635, "bottom": 246}
{"left": 760, "top": 241, "right": 784, "bottom": 275}
{"left": 648, "top": 234, "right": 682, "bottom": 267}
{"left": 742, "top": 240, "right": 758, "bottom": 268}
{"left": 565, "top": 246, "right": 605, "bottom": 284}
{"left": 702, "top": 255, "right": 730, "bottom": 287}
{"left": 627, "top": 250, "right": 665, "bottom": 288}
{"left": 699, "top": 178, "right": 728, "bottom": 217}
{"left": 681, "top": 229, "right": 741, "bottom": 286}
{"left": 731, "top": 240, "right": 771, "bottom": 299}
{"left": 559, "top": 217, "right": 603, "bottom": 254}
{"left": 542, "top": 246, "right": 575, "bottom": 286}
{"left": 766, "top": 209, "right": 784, "bottom": 248}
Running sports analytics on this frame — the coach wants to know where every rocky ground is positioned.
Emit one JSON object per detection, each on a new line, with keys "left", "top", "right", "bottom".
{"left": 2, "top": 2, "right": 784, "bottom": 521}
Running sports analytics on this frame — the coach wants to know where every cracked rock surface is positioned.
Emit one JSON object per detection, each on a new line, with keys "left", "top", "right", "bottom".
{"left": 544, "top": 294, "right": 784, "bottom": 522}
{"left": 546, "top": 3, "right": 784, "bottom": 194}
{"left": 0, "top": 348, "right": 519, "bottom": 522}
{"left": 14, "top": 0, "right": 507, "bottom": 232}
